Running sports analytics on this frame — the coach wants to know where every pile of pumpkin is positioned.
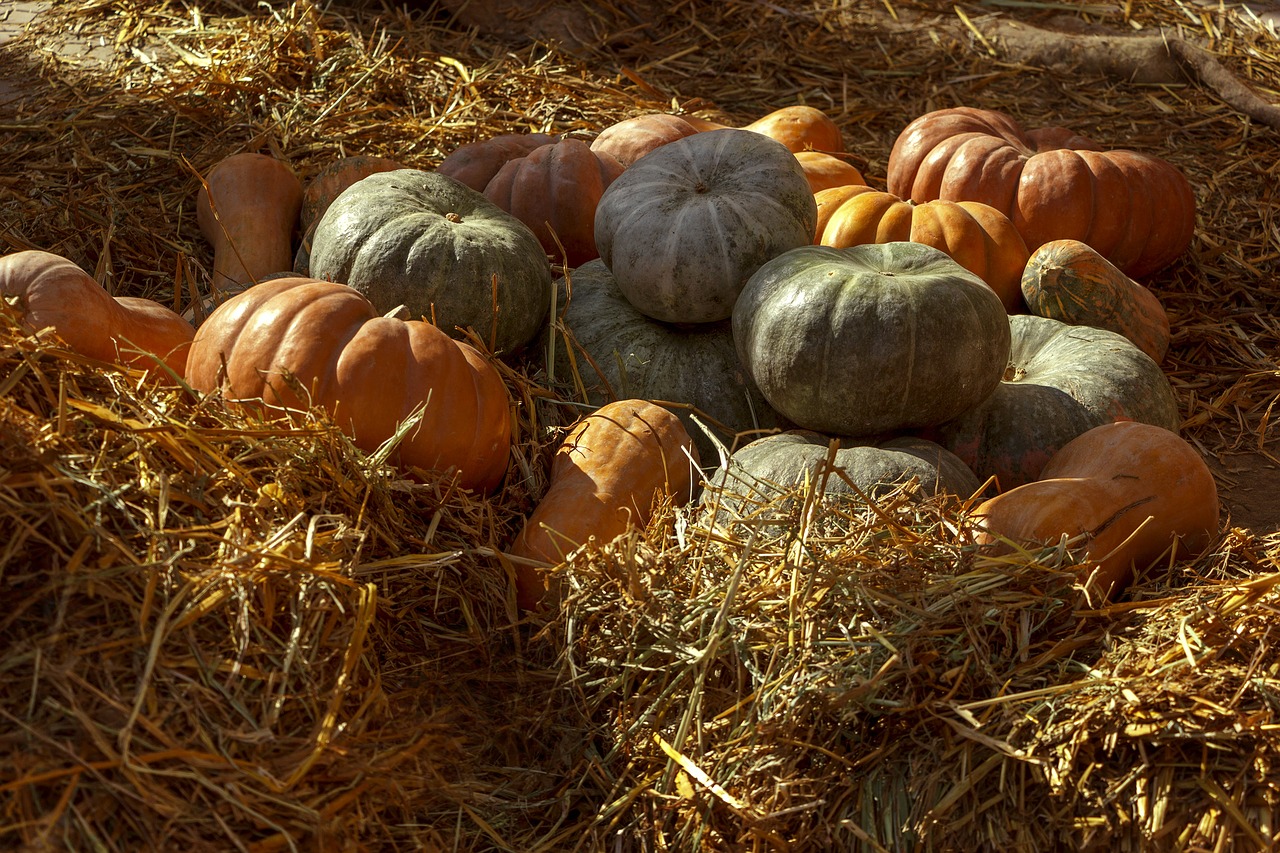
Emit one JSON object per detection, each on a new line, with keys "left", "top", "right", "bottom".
{"left": 0, "top": 104, "right": 1218, "bottom": 612}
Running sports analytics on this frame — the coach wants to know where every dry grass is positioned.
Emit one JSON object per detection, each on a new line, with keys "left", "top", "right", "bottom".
{"left": 1, "top": 0, "right": 1279, "bottom": 850}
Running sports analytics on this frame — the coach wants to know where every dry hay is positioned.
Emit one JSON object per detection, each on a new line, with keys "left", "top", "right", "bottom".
{"left": 1, "top": 0, "right": 1279, "bottom": 850}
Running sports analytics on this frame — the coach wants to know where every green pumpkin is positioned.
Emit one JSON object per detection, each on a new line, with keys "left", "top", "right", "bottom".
{"left": 594, "top": 128, "right": 817, "bottom": 324}
{"left": 733, "top": 242, "right": 1011, "bottom": 437}
{"left": 553, "top": 259, "right": 786, "bottom": 464}
{"left": 307, "top": 169, "right": 552, "bottom": 355}
{"left": 929, "top": 314, "right": 1180, "bottom": 489}
{"left": 702, "top": 430, "right": 981, "bottom": 524}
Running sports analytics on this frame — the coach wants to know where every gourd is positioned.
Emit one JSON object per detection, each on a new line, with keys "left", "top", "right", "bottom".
{"left": 589, "top": 113, "right": 704, "bottom": 166}
{"left": 553, "top": 260, "right": 785, "bottom": 464}
{"left": 930, "top": 314, "right": 1180, "bottom": 490}
{"left": 196, "top": 152, "right": 303, "bottom": 293}
{"left": 0, "top": 249, "right": 194, "bottom": 377}
{"left": 886, "top": 106, "right": 1196, "bottom": 277}
{"left": 594, "top": 128, "right": 817, "bottom": 323}
{"left": 733, "top": 242, "right": 1011, "bottom": 437}
{"left": 702, "top": 431, "right": 981, "bottom": 524}
{"left": 743, "top": 105, "right": 844, "bottom": 153}
{"left": 483, "top": 137, "right": 625, "bottom": 267}
{"left": 1021, "top": 239, "right": 1171, "bottom": 362}
{"left": 972, "top": 421, "right": 1218, "bottom": 597}
{"left": 814, "top": 185, "right": 1028, "bottom": 311}
{"left": 436, "top": 132, "right": 559, "bottom": 192}
{"left": 185, "top": 276, "right": 511, "bottom": 492}
{"left": 306, "top": 169, "right": 553, "bottom": 356}
{"left": 294, "top": 154, "right": 407, "bottom": 277}
{"left": 510, "top": 399, "right": 700, "bottom": 610}
{"left": 795, "top": 151, "right": 867, "bottom": 194}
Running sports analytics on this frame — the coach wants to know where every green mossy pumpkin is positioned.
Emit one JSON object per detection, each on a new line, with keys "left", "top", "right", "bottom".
{"left": 733, "top": 242, "right": 1011, "bottom": 437}
{"left": 553, "top": 259, "right": 786, "bottom": 463}
{"left": 594, "top": 128, "right": 817, "bottom": 324}
{"left": 307, "top": 169, "right": 553, "bottom": 355}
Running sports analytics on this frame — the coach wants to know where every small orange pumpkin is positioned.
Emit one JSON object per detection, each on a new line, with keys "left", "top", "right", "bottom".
{"left": 185, "top": 276, "right": 511, "bottom": 491}
{"left": 196, "top": 152, "right": 303, "bottom": 293}
{"left": 300, "top": 154, "right": 407, "bottom": 237}
{"left": 590, "top": 113, "right": 704, "bottom": 167}
{"left": 794, "top": 151, "right": 866, "bottom": 193}
{"left": 814, "top": 185, "right": 1028, "bottom": 311}
{"left": 0, "top": 249, "right": 194, "bottom": 377}
{"left": 510, "top": 399, "right": 701, "bottom": 610}
{"left": 1021, "top": 239, "right": 1171, "bottom": 362}
{"left": 436, "top": 132, "right": 559, "bottom": 192}
{"left": 972, "top": 420, "right": 1219, "bottom": 597}
{"left": 744, "top": 105, "right": 844, "bottom": 153}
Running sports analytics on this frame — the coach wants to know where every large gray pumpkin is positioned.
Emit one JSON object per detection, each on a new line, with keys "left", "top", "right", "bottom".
{"left": 308, "top": 169, "right": 552, "bottom": 355}
{"left": 553, "top": 259, "right": 786, "bottom": 464}
{"left": 701, "top": 430, "right": 981, "bottom": 523}
{"left": 733, "top": 242, "right": 1011, "bottom": 437}
{"left": 594, "top": 128, "right": 817, "bottom": 324}
{"left": 929, "top": 313, "right": 1181, "bottom": 490}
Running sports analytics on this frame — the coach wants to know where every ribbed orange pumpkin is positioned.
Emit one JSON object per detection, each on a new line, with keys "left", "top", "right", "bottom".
{"left": 185, "top": 276, "right": 511, "bottom": 491}
{"left": 814, "top": 185, "right": 1028, "bottom": 311}
{"left": 510, "top": 399, "right": 700, "bottom": 610}
{"left": 1021, "top": 239, "right": 1171, "bottom": 362}
{"left": 0, "top": 250, "right": 194, "bottom": 377}
{"left": 590, "top": 113, "right": 703, "bottom": 167}
{"left": 436, "top": 132, "right": 559, "bottom": 192}
{"left": 973, "top": 421, "right": 1219, "bottom": 597}
{"left": 196, "top": 153, "right": 303, "bottom": 292}
{"left": 483, "top": 137, "right": 625, "bottom": 267}
{"left": 887, "top": 107, "right": 1195, "bottom": 277}
{"left": 300, "top": 154, "right": 407, "bottom": 237}
{"left": 795, "top": 151, "right": 866, "bottom": 193}
{"left": 743, "top": 105, "right": 844, "bottom": 153}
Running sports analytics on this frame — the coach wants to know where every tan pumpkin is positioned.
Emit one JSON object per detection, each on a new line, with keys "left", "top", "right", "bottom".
{"left": 185, "top": 276, "right": 511, "bottom": 491}
{"left": 482, "top": 137, "right": 625, "bottom": 267}
{"left": 814, "top": 185, "right": 1028, "bottom": 311}
{"left": 196, "top": 152, "right": 303, "bottom": 293}
{"left": 0, "top": 249, "right": 194, "bottom": 377}
{"left": 1021, "top": 239, "right": 1171, "bottom": 362}
{"left": 510, "top": 399, "right": 700, "bottom": 610}
{"left": 972, "top": 421, "right": 1219, "bottom": 597}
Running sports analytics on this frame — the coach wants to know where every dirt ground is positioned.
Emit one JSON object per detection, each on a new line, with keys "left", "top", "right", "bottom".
{"left": 0, "top": 0, "right": 1277, "bottom": 534}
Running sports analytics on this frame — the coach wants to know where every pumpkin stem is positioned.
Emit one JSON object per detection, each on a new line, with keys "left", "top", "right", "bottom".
{"left": 446, "top": 212, "right": 463, "bottom": 223}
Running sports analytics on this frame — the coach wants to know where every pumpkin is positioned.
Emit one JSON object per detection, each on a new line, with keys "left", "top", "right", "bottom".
{"left": 0, "top": 249, "right": 194, "bottom": 377}
{"left": 554, "top": 259, "right": 786, "bottom": 464}
{"left": 743, "top": 105, "right": 844, "bottom": 153}
{"left": 294, "top": 154, "right": 407, "bottom": 277}
{"left": 196, "top": 152, "right": 303, "bottom": 294}
{"left": 702, "top": 430, "right": 980, "bottom": 524}
{"left": 594, "top": 128, "right": 818, "bottom": 324}
{"left": 814, "top": 185, "right": 1028, "bottom": 311}
{"left": 1021, "top": 239, "right": 1171, "bottom": 362}
{"left": 482, "top": 137, "right": 625, "bottom": 267}
{"left": 929, "top": 314, "right": 1180, "bottom": 490}
{"left": 795, "top": 151, "right": 867, "bottom": 194}
{"left": 306, "top": 169, "right": 553, "bottom": 355}
{"left": 589, "top": 113, "right": 704, "bottom": 167}
{"left": 972, "top": 421, "right": 1218, "bottom": 597}
{"left": 436, "top": 132, "right": 559, "bottom": 192}
{"left": 185, "top": 276, "right": 510, "bottom": 491}
{"left": 886, "top": 106, "right": 1196, "bottom": 277}
{"left": 733, "top": 242, "right": 1011, "bottom": 437}
{"left": 510, "top": 399, "right": 700, "bottom": 610}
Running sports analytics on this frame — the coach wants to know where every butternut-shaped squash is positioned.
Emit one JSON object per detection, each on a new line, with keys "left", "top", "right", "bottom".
{"left": 972, "top": 420, "right": 1219, "bottom": 597}
{"left": 510, "top": 399, "right": 701, "bottom": 610}
{"left": 196, "top": 153, "right": 303, "bottom": 292}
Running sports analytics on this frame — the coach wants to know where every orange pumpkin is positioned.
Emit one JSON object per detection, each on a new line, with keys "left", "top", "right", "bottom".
{"left": 794, "top": 151, "right": 866, "bottom": 193}
{"left": 483, "top": 137, "right": 625, "bottom": 267}
{"left": 972, "top": 421, "right": 1219, "bottom": 597}
{"left": 1021, "top": 239, "right": 1171, "bottom": 363}
{"left": 510, "top": 399, "right": 700, "bottom": 610}
{"left": 185, "top": 276, "right": 511, "bottom": 491}
{"left": 744, "top": 105, "right": 844, "bottom": 153}
{"left": 436, "top": 132, "right": 559, "bottom": 192}
{"left": 0, "top": 250, "right": 194, "bottom": 377}
{"left": 814, "top": 185, "right": 1028, "bottom": 311}
{"left": 300, "top": 154, "right": 407, "bottom": 237}
{"left": 590, "top": 113, "right": 703, "bottom": 167}
{"left": 887, "top": 107, "right": 1195, "bottom": 278}
{"left": 196, "top": 153, "right": 303, "bottom": 293}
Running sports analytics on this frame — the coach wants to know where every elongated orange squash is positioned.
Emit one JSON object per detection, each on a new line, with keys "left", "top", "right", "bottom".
{"left": 197, "top": 153, "right": 303, "bottom": 293}
{"left": 0, "top": 249, "right": 194, "bottom": 377}
{"left": 972, "top": 420, "right": 1219, "bottom": 597}
{"left": 510, "top": 400, "right": 701, "bottom": 610}
{"left": 1021, "top": 239, "right": 1171, "bottom": 362}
